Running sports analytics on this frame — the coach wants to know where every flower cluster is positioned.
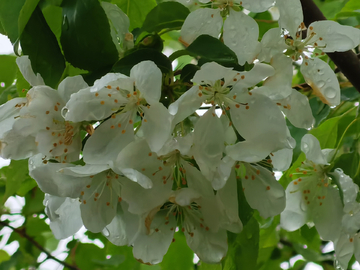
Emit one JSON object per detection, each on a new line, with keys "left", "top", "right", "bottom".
{"left": 1, "top": 0, "right": 360, "bottom": 265}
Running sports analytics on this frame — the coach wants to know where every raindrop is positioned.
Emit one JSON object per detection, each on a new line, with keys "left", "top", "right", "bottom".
{"left": 62, "top": 15, "right": 69, "bottom": 30}
{"left": 102, "top": 227, "right": 110, "bottom": 237}
{"left": 231, "top": 40, "right": 237, "bottom": 46}
{"left": 300, "top": 199, "right": 307, "bottom": 211}
{"left": 327, "top": 26, "right": 333, "bottom": 34}
{"left": 151, "top": 259, "right": 162, "bottom": 264}
{"left": 302, "top": 142, "right": 309, "bottom": 151}
{"left": 334, "top": 259, "right": 345, "bottom": 270}
{"left": 61, "top": 107, "right": 69, "bottom": 118}
{"left": 316, "top": 80, "right": 325, "bottom": 88}
{"left": 324, "top": 87, "right": 337, "bottom": 99}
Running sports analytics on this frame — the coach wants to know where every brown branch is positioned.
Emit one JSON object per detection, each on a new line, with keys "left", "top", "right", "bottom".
{"left": 300, "top": 0, "right": 360, "bottom": 93}
{"left": 0, "top": 221, "right": 80, "bottom": 270}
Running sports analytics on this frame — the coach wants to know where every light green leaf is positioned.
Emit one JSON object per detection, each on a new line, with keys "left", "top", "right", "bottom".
{"left": 161, "top": 232, "right": 194, "bottom": 270}
{"left": 198, "top": 262, "right": 222, "bottom": 270}
{"left": 340, "top": 0, "right": 360, "bottom": 12}
{"left": 310, "top": 116, "right": 341, "bottom": 149}
{"left": 0, "top": 0, "right": 26, "bottom": 43}
{"left": 0, "top": 55, "right": 17, "bottom": 92}
{"left": 113, "top": 0, "right": 157, "bottom": 30}
{"left": 0, "top": 250, "right": 10, "bottom": 264}
{"left": 18, "top": 0, "right": 41, "bottom": 38}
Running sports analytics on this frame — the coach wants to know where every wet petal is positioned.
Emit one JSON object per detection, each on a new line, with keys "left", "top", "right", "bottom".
{"left": 301, "top": 58, "right": 340, "bottom": 106}
{"left": 301, "top": 134, "right": 328, "bottom": 165}
{"left": 334, "top": 232, "right": 355, "bottom": 269}
{"left": 16, "top": 56, "right": 45, "bottom": 86}
{"left": 240, "top": 0, "right": 274, "bottom": 12}
{"left": 271, "top": 148, "right": 293, "bottom": 171}
{"left": 258, "top": 28, "right": 287, "bottom": 62}
{"left": 58, "top": 75, "right": 88, "bottom": 103}
{"left": 180, "top": 8, "right": 222, "bottom": 45}
{"left": 276, "top": 0, "right": 303, "bottom": 37}
{"left": 223, "top": 10, "right": 261, "bottom": 65}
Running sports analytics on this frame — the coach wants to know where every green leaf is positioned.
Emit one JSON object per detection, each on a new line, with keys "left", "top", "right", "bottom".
{"left": 112, "top": 48, "right": 171, "bottom": 75}
{"left": 61, "top": 0, "right": 118, "bottom": 72}
{"left": 42, "top": 5, "right": 63, "bottom": 40}
{"left": 310, "top": 116, "right": 341, "bottom": 149}
{"left": 161, "top": 232, "right": 194, "bottom": 270}
{"left": 0, "top": 0, "right": 26, "bottom": 43}
{"left": 253, "top": 11, "right": 278, "bottom": 39}
{"left": 18, "top": 0, "right": 41, "bottom": 38}
{"left": 22, "top": 187, "right": 45, "bottom": 216}
{"left": 0, "top": 250, "right": 10, "bottom": 264}
{"left": 222, "top": 217, "right": 260, "bottom": 270}
{"left": 186, "top": 35, "right": 238, "bottom": 67}
{"left": 180, "top": 64, "right": 200, "bottom": 83}
{"left": 114, "top": 0, "right": 157, "bottom": 30}
{"left": 0, "top": 55, "right": 17, "bottom": 92}
{"left": 198, "top": 262, "right": 222, "bottom": 270}
{"left": 340, "top": 0, "right": 360, "bottom": 12}
{"left": 142, "top": 2, "right": 190, "bottom": 33}
{"left": 74, "top": 243, "right": 106, "bottom": 270}
{"left": 0, "top": 160, "right": 31, "bottom": 203}
{"left": 20, "top": 6, "right": 65, "bottom": 88}
{"left": 341, "top": 87, "right": 360, "bottom": 101}
{"left": 16, "top": 68, "right": 31, "bottom": 98}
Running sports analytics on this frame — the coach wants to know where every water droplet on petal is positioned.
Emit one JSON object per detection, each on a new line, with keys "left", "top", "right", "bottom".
{"left": 61, "top": 107, "right": 69, "bottom": 118}
{"left": 316, "top": 80, "right": 325, "bottom": 88}
{"left": 324, "top": 87, "right": 337, "bottom": 99}
{"left": 102, "top": 227, "right": 110, "bottom": 237}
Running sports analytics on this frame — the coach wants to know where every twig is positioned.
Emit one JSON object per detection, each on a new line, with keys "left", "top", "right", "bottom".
{"left": 300, "top": 0, "right": 360, "bottom": 93}
{"left": 0, "top": 220, "right": 80, "bottom": 270}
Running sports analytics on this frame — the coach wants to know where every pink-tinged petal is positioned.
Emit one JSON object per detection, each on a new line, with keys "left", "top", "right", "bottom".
{"left": 301, "top": 58, "right": 340, "bottom": 106}
{"left": 309, "top": 21, "right": 360, "bottom": 53}
{"left": 223, "top": 10, "right": 261, "bottom": 65}
{"left": 141, "top": 103, "right": 172, "bottom": 152}
{"left": 130, "top": 61, "right": 162, "bottom": 105}
{"left": 242, "top": 163, "right": 285, "bottom": 218}
{"left": 276, "top": 0, "right": 303, "bottom": 37}
{"left": 180, "top": 8, "right": 222, "bottom": 45}
{"left": 83, "top": 111, "right": 134, "bottom": 165}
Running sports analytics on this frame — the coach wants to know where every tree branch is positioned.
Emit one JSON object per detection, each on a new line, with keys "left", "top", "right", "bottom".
{"left": 300, "top": 0, "right": 360, "bottom": 93}
{"left": 0, "top": 220, "right": 80, "bottom": 270}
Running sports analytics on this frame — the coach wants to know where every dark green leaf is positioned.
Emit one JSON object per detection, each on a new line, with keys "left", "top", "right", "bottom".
{"left": 142, "top": 2, "right": 190, "bottom": 33}
{"left": 61, "top": 0, "right": 118, "bottom": 71}
{"left": 20, "top": 6, "right": 65, "bottom": 88}
{"left": 22, "top": 187, "right": 45, "bottom": 216}
{"left": 309, "top": 97, "right": 330, "bottom": 127}
{"left": 222, "top": 217, "right": 259, "bottom": 270}
{"left": 180, "top": 64, "right": 200, "bottom": 83}
{"left": 74, "top": 243, "right": 106, "bottom": 270}
{"left": 18, "top": 0, "right": 41, "bottom": 38}
{"left": 186, "top": 35, "right": 238, "bottom": 67}
{"left": 341, "top": 87, "right": 360, "bottom": 101}
{"left": 112, "top": 48, "right": 171, "bottom": 75}
{"left": 0, "top": 0, "right": 26, "bottom": 43}
{"left": 114, "top": 0, "right": 157, "bottom": 30}
{"left": 161, "top": 232, "right": 194, "bottom": 270}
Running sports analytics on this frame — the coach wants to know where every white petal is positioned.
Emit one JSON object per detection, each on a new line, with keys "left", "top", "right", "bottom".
{"left": 1, "top": 130, "right": 37, "bottom": 160}
{"left": 133, "top": 209, "right": 176, "bottom": 264}
{"left": 16, "top": 56, "right": 45, "bottom": 86}
{"left": 333, "top": 168, "right": 359, "bottom": 204}
{"left": 241, "top": 0, "right": 274, "bottom": 12}
{"left": 260, "top": 54, "right": 293, "bottom": 100}
{"left": 334, "top": 232, "right": 355, "bottom": 269}
{"left": 242, "top": 163, "right": 285, "bottom": 218}
{"left": 192, "top": 62, "right": 238, "bottom": 86}
{"left": 30, "top": 163, "right": 91, "bottom": 198}
{"left": 230, "top": 91, "right": 290, "bottom": 151}
{"left": 226, "top": 140, "right": 273, "bottom": 163}
{"left": 44, "top": 194, "right": 83, "bottom": 239}
{"left": 276, "top": 0, "right": 303, "bottom": 37}
{"left": 168, "top": 86, "right": 206, "bottom": 127}
{"left": 341, "top": 202, "right": 360, "bottom": 235}
{"left": 280, "top": 179, "right": 309, "bottom": 231}
{"left": 193, "top": 106, "right": 225, "bottom": 182}
{"left": 0, "top": 98, "right": 26, "bottom": 134}
{"left": 141, "top": 103, "right": 172, "bottom": 152}
{"left": 277, "top": 89, "right": 315, "bottom": 129}
{"left": 114, "top": 139, "right": 169, "bottom": 189}
{"left": 271, "top": 148, "right": 293, "bottom": 171}
{"left": 312, "top": 185, "right": 343, "bottom": 241}
{"left": 309, "top": 21, "right": 360, "bottom": 53}
{"left": 258, "top": 28, "right": 287, "bottom": 62}
{"left": 216, "top": 170, "right": 243, "bottom": 233}
{"left": 233, "top": 63, "right": 275, "bottom": 91}
{"left": 130, "top": 61, "right": 162, "bottom": 105}
{"left": 301, "top": 58, "right": 340, "bottom": 106}
{"left": 301, "top": 134, "right": 328, "bottom": 165}
{"left": 83, "top": 111, "right": 134, "bottom": 165}
{"left": 58, "top": 75, "right": 88, "bottom": 103}
{"left": 223, "top": 10, "right": 261, "bottom": 65}
{"left": 180, "top": 8, "right": 222, "bottom": 45}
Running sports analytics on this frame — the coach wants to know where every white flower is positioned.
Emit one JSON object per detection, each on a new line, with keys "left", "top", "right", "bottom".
{"left": 64, "top": 61, "right": 172, "bottom": 165}
{"left": 280, "top": 134, "right": 343, "bottom": 241}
